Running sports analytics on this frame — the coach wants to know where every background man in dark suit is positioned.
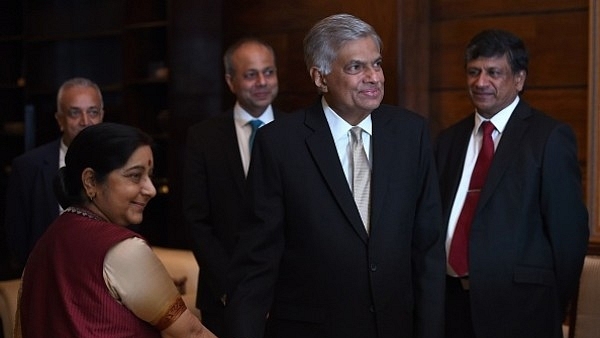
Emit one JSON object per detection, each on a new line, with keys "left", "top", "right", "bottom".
{"left": 183, "top": 37, "right": 281, "bottom": 337}
{"left": 5, "top": 77, "right": 104, "bottom": 272}
{"left": 435, "top": 29, "right": 589, "bottom": 338}
{"left": 224, "top": 13, "right": 445, "bottom": 338}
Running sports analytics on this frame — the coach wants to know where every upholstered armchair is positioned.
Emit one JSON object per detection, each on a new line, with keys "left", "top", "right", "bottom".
{"left": 0, "top": 278, "right": 20, "bottom": 338}
{"left": 565, "top": 254, "right": 600, "bottom": 338}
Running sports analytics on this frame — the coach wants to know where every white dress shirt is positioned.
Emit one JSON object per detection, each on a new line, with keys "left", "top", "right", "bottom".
{"left": 321, "top": 96, "right": 372, "bottom": 188}
{"left": 233, "top": 102, "right": 275, "bottom": 175}
{"left": 445, "top": 96, "right": 519, "bottom": 276}
{"left": 59, "top": 140, "right": 68, "bottom": 213}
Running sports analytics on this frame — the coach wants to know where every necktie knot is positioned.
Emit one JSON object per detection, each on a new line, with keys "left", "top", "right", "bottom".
{"left": 249, "top": 119, "right": 264, "bottom": 130}
{"left": 471, "top": 121, "right": 495, "bottom": 189}
{"left": 481, "top": 121, "right": 495, "bottom": 138}
{"left": 248, "top": 119, "right": 264, "bottom": 149}
{"left": 350, "top": 126, "right": 363, "bottom": 145}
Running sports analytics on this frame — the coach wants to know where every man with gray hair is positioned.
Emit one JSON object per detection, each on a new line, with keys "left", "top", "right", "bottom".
{"left": 225, "top": 14, "right": 445, "bottom": 338}
{"left": 5, "top": 77, "right": 104, "bottom": 272}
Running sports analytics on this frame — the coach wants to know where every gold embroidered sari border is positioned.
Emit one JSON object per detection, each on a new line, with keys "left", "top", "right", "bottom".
{"left": 152, "top": 297, "right": 186, "bottom": 331}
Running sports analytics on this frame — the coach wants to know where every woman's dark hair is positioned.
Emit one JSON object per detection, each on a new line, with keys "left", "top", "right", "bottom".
{"left": 54, "top": 123, "right": 153, "bottom": 208}
{"left": 465, "top": 29, "right": 529, "bottom": 74}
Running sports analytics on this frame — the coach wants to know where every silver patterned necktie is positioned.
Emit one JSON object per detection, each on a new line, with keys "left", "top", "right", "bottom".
{"left": 350, "top": 126, "right": 371, "bottom": 233}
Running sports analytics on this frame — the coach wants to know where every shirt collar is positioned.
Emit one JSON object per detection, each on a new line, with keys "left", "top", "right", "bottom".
{"left": 474, "top": 95, "right": 519, "bottom": 134}
{"left": 322, "top": 96, "right": 372, "bottom": 142}
{"left": 233, "top": 102, "right": 275, "bottom": 126}
{"left": 60, "top": 139, "right": 68, "bottom": 152}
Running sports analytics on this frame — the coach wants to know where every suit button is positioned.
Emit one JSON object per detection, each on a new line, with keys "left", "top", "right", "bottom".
{"left": 369, "top": 305, "right": 375, "bottom": 313}
{"left": 370, "top": 263, "right": 377, "bottom": 271}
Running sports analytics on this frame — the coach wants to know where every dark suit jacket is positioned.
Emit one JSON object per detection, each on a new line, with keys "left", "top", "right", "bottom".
{"left": 435, "top": 100, "right": 589, "bottom": 338}
{"left": 225, "top": 100, "right": 446, "bottom": 338}
{"left": 5, "top": 139, "right": 61, "bottom": 268}
{"left": 183, "top": 109, "right": 283, "bottom": 321}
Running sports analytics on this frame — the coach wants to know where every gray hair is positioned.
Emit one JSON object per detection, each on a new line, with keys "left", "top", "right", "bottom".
{"left": 303, "top": 13, "right": 382, "bottom": 75}
{"left": 56, "top": 77, "right": 104, "bottom": 113}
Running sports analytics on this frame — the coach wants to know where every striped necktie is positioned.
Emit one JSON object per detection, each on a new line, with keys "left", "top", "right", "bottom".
{"left": 448, "top": 121, "right": 495, "bottom": 276}
{"left": 350, "top": 126, "right": 371, "bottom": 233}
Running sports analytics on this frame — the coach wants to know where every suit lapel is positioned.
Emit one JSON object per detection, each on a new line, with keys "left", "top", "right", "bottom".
{"left": 220, "top": 115, "right": 246, "bottom": 193}
{"left": 227, "top": 107, "right": 281, "bottom": 193}
{"left": 304, "top": 102, "right": 369, "bottom": 243}
{"left": 369, "top": 109, "right": 393, "bottom": 235}
{"left": 478, "top": 101, "right": 531, "bottom": 210}
{"left": 42, "top": 140, "right": 61, "bottom": 214}
{"left": 445, "top": 120, "right": 474, "bottom": 213}
{"left": 273, "top": 108, "right": 284, "bottom": 120}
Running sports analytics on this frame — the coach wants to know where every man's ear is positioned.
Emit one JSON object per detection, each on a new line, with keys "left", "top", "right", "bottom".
{"left": 310, "top": 67, "right": 328, "bottom": 93}
{"left": 515, "top": 70, "right": 527, "bottom": 92}
{"left": 225, "top": 73, "right": 235, "bottom": 93}
{"left": 55, "top": 112, "right": 64, "bottom": 132}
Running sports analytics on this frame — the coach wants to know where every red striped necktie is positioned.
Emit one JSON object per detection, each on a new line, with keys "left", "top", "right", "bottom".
{"left": 448, "top": 121, "right": 495, "bottom": 276}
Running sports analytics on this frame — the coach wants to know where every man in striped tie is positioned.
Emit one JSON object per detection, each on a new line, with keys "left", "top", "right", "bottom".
{"left": 225, "top": 14, "right": 446, "bottom": 338}
{"left": 435, "top": 29, "right": 589, "bottom": 338}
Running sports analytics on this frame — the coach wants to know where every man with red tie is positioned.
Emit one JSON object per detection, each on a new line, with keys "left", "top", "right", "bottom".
{"left": 435, "top": 29, "right": 589, "bottom": 338}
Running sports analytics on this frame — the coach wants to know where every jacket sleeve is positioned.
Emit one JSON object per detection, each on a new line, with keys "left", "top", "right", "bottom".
{"left": 412, "top": 120, "right": 446, "bottom": 338}
{"left": 541, "top": 123, "right": 589, "bottom": 311}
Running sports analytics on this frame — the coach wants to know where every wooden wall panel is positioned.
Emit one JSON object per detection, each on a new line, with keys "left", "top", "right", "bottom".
{"left": 432, "top": 0, "right": 587, "bottom": 20}
{"left": 429, "top": 89, "right": 472, "bottom": 131}
{"left": 396, "top": 0, "right": 431, "bottom": 116}
{"left": 168, "top": 0, "right": 225, "bottom": 247}
{"left": 430, "top": 12, "right": 589, "bottom": 90}
{"left": 587, "top": 0, "right": 600, "bottom": 241}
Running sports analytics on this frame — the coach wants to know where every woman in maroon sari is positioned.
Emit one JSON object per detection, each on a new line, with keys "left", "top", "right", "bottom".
{"left": 17, "top": 123, "right": 216, "bottom": 338}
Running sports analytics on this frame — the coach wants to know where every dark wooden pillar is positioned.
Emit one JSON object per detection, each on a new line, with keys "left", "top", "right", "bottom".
{"left": 396, "top": 0, "right": 431, "bottom": 119}
{"left": 168, "top": 0, "right": 224, "bottom": 247}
